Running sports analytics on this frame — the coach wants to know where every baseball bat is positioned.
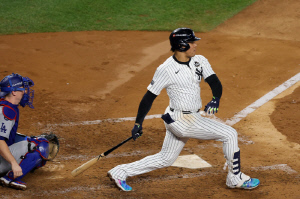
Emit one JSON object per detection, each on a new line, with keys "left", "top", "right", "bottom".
{"left": 71, "top": 136, "right": 134, "bottom": 177}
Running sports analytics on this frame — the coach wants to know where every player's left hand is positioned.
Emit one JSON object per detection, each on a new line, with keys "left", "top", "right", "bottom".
{"left": 204, "top": 97, "right": 220, "bottom": 114}
{"left": 132, "top": 124, "right": 143, "bottom": 141}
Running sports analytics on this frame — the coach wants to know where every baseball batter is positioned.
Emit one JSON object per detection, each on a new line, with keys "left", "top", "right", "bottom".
{"left": 0, "top": 73, "right": 59, "bottom": 190}
{"left": 107, "top": 28, "right": 260, "bottom": 191}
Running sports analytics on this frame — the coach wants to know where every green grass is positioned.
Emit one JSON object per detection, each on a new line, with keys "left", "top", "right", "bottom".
{"left": 0, "top": 0, "right": 257, "bottom": 35}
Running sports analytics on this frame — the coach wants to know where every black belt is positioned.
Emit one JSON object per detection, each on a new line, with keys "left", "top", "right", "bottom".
{"left": 170, "top": 107, "right": 200, "bottom": 114}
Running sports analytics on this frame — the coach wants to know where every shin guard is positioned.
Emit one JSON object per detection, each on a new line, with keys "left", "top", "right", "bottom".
{"left": 7, "top": 151, "right": 45, "bottom": 181}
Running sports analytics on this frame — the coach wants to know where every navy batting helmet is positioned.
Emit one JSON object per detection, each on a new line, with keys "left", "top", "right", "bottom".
{"left": 169, "top": 28, "right": 201, "bottom": 52}
{"left": 0, "top": 73, "right": 35, "bottom": 108}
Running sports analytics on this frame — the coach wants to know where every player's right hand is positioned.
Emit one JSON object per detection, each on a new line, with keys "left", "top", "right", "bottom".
{"left": 132, "top": 123, "right": 143, "bottom": 141}
{"left": 11, "top": 163, "right": 23, "bottom": 178}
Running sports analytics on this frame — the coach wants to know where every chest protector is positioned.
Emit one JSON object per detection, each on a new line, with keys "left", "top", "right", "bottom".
{"left": 0, "top": 100, "right": 19, "bottom": 146}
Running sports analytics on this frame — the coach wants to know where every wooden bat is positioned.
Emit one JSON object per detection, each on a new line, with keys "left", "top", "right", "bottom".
{"left": 71, "top": 136, "right": 134, "bottom": 177}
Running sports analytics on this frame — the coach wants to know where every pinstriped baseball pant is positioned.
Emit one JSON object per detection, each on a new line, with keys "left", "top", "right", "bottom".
{"left": 108, "top": 106, "right": 239, "bottom": 183}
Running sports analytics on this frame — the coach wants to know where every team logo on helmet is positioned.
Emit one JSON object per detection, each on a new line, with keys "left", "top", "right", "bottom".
{"left": 12, "top": 82, "right": 23, "bottom": 87}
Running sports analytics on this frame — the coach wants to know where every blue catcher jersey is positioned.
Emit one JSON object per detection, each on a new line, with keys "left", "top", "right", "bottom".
{"left": 0, "top": 99, "right": 19, "bottom": 146}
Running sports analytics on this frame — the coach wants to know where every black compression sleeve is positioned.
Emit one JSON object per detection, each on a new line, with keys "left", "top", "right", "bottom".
{"left": 205, "top": 74, "right": 223, "bottom": 99}
{"left": 135, "top": 90, "right": 157, "bottom": 125}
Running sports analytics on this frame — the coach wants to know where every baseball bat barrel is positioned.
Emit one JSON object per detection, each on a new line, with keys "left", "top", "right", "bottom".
{"left": 71, "top": 154, "right": 103, "bottom": 177}
{"left": 71, "top": 136, "right": 134, "bottom": 177}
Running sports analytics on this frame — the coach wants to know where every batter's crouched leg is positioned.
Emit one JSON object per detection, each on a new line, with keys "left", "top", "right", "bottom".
{"left": 107, "top": 152, "right": 179, "bottom": 192}
{"left": 225, "top": 150, "right": 260, "bottom": 189}
{"left": 107, "top": 130, "right": 187, "bottom": 191}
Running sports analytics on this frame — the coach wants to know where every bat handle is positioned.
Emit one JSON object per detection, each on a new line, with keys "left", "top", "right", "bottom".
{"left": 103, "top": 136, "right": 133, "bottom": 156}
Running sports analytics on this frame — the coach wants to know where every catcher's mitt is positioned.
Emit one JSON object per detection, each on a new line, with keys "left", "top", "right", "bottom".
{"left": 38, "top": 132, "right": 60, "bottom": 161}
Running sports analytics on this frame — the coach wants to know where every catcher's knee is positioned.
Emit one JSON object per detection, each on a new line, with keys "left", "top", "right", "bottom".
{"left": 28, "top": 132, "right": 60, "bottom": 161}
{"left": 27, "top": 137, "right": 50, "bottom": 160}
{"left": 16, "top": 133, "right": 59, "bottom": 175}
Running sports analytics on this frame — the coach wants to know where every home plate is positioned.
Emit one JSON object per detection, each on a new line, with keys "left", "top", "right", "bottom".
{"left": 171, "top": 154, "right": 212, "bottom": 169}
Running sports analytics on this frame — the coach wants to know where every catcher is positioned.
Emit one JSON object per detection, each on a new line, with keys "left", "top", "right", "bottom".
{"left": 0, "top": 73, "right": 59, "bottom": 190}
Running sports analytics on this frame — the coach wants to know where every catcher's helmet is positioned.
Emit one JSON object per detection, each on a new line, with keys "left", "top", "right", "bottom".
{"left": 0, "top": 73, "right": 35, "bottom": 108}
{"left": 169, "top": 28, "right": 201, "bottom": 52}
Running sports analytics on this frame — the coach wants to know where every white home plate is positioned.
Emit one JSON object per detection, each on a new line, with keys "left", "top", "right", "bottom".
{"left": 171, "top": 154, "right": 211, "bottom": 169}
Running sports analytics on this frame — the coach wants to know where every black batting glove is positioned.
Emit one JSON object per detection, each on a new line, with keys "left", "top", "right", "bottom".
{"left": 132, "top": 123, "right": 143, "bottom": 141}
{"left": 204, "top": 96, "right": 220, "bottom": 114}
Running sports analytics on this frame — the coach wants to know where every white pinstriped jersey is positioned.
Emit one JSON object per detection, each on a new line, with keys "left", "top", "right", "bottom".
{"left": 109, "top": 54, "right": 249, "bottom": 187}
{"left": 147, "top": 55, "right": 215, "bottom": 111}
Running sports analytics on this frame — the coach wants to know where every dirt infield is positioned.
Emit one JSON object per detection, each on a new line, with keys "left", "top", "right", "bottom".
{"left": 0, "top": 0, "right": 299, "bottom": 198}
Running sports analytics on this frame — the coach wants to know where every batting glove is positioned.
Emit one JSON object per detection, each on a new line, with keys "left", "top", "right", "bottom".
{"left": 204, "top": 96, "right": 220, "bottom": 114}
{"left": 132, "top": 123, "right": 143, "bottom": 141}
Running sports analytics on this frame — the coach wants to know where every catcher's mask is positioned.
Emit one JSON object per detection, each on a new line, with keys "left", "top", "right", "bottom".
{"left": 169, "top": 27, "right": 201, "bottom": 52}
{"left": 0, "top": 73, "right": 34, "bottom": 108}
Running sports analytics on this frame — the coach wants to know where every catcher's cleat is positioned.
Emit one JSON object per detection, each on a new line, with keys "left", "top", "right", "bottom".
{"left": 0, "top": 176, "right": 26, "bottom": 190}
{"left": 107, "top": 172, "right": 132, "bottom": 191}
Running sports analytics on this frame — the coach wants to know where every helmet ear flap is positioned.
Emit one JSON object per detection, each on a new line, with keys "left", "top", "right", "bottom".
{"left": 178, "top": 41, "right": 190, "bottom": 52}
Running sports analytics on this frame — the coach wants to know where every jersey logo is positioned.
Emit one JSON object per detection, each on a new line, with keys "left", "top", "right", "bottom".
{"left": 1, "top": 123, "right": 7, "bottom": 133}
{"left": 175, "top": 70, "right": 180, "bottom": 74}
{"left": 194, "top": 61, "right": 200, "bottom": 67}
{"left": 150, "top": 80, "right": 155, "bottom": 85}
{"left": 195, "top": 67, "right": 203, "bottom": 80}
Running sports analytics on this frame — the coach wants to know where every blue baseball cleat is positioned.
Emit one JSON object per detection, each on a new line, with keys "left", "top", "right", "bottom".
{"left": 107, "top": 172, "right": 132, "bottom": 191}
{"left": 239, "top": 178, "right": 260, "bottom": 189}
{"left": 227, "top": 172, "right": 260, "bottom": 189}
{"left": 0, "top": 176, "right": 27, "bottom": 190}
